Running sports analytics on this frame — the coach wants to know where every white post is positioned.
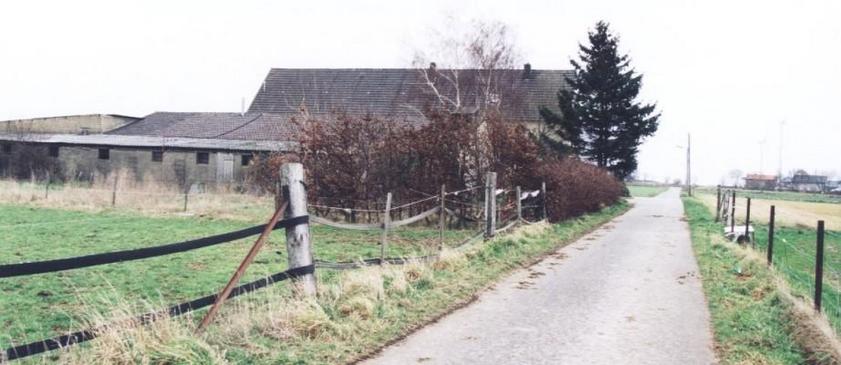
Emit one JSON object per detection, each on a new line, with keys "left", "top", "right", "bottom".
{"left": 516, "top": 186, "right": 522, "bottom": 221}
{"left": 281, "top": 163, "right": 316, "bottom": 296}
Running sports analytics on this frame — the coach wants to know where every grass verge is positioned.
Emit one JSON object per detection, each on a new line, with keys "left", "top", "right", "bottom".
{"left": 17, "top": 202, "right": 629, "bottom": 364}
{"left": 683, "top": 196, "right": 841, "bottom": 364}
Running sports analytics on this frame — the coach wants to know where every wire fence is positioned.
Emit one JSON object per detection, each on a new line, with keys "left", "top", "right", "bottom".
{"left": 0, "top": 169, "right": 548, "bottom": 362}
{"left": 712, "top": 187, "right": 841, "bottom": 335}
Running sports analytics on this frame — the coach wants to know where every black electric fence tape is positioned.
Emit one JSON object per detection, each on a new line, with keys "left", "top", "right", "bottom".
{"left": 2, "top": 264, "right": 314, "bottom": 361}
{"left": 0, "top": 216, "right": 308, "bottom": 278}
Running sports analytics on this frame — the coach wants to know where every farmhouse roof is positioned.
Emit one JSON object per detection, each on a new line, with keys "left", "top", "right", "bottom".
{"left": 248, "top": 67, "right": 573, "bottom": 122}
{"left": 0, "top": 132, "right": 292, "bottom": 152}
{"left": 107, "top": 112, "right": 300, "bottom": 141}
{"left": 744, "top": 174, "right": 778, "bottom": 181}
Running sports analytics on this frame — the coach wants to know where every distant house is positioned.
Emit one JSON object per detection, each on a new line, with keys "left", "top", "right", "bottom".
{"left": 790, "top": 170, "right": 828, "bottom": 192}
{"left": 743, "top": 174, "right": 778, "bottom": 190}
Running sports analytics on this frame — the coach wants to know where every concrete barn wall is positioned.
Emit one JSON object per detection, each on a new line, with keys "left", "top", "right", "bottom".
{"left": 0, "top": 142, "right": 254, "bottom": 189}
{"left": 0, "top": 115, "right": 137, "bottom": 135}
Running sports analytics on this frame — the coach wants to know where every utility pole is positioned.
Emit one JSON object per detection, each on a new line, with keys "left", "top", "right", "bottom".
{"left": 686, "top": 133, "right": 692, "bottom": 196}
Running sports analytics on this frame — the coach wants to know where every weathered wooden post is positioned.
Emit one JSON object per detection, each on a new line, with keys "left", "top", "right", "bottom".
{"left": 516, "top": 186, "right": 522, "bottom": 221}
{"left": 111, "top": 174, "right": 118, "bottom": 207}
{"left": 715, "top": 185, "right": 721, "bottom": 222}
{"left": 183, "top": 187, "right": 189, "bottom": 212}
{"left": 281, "top": 163, "right": 316, "bottom": 296}
{"left": 767, "top": 205, "right": 775, "bottom": 266}
{"left": 438, "top": 184, "right": 446, "bottom": 251}
{"left": 44, "top": 172, "right": 50, "bottom": 199}
{"left": 541, "top": 181, "right": 548, "bottom": 220}
{"left": 815, "top": 220, "right": 825, "bottom": 311}
{"left": 730, "top": 190, "right": 736, "bottom": 234}
{"left": 745, "top": 197, "right": 752, "bottom": 245}
{"left": 380, "top": 192, "right": 392, "bottom": 264}
{"left": 485, "top": 172, "right": 497, "bottom": 238}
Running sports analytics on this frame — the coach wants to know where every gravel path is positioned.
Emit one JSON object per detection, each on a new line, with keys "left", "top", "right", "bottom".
{"left": 362, "top": 188, "right": 717, "bottom": 365}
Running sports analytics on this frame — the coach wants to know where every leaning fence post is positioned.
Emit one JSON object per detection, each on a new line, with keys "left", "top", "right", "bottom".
{"left": 281, "top": 163, "right": 316, "bottom": 296}
{"left": 715, "top": 185, "right": 721, "bottom": 222}
{"left": 485, "top": 172, "right": 497, "bottom": 238}
{"left": 439, "top": 185, "right": 445, "bottom": 251}
{"left": 541, "top": 181, "right": 548, "bottom": 220}
{"left": 815, "top": 220, "right": 825, "bottom": 311}
{"left": 381, "top": 192, "right": 392, "bottom": 264}
{"left": 767, "top": 205, "right": 775, "bottom": 266}
{"left": 745, "top": 197, "right": 752, "bottom": 245}
{"left": 516, "top": 186, "right": 522, "bottom": 221}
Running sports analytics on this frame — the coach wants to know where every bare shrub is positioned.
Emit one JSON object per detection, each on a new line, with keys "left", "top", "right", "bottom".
{"left": 539, "top": 157, "right": 625, "bottom": 221}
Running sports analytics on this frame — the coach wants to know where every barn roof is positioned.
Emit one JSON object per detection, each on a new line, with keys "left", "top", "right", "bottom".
{"left": 107, "top": 112, "right": 300, "bottom": 141}
{"left": 248, "top": 67, "right": 572, "bottom": 122}
{"left": 0, "top": 132, "right": 292, "bottom": 152}
{"left": 744, "top": 174, "right": 778, "bottom": 181}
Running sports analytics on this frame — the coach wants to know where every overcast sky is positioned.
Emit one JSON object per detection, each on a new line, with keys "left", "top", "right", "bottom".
{"left": 1, "top": 0, "right": 838, "bottom": 185}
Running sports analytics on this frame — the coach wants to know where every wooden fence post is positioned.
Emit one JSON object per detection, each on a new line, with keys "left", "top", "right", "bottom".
{"left": 438, "top": 185, "right": 445, "bottom": 251}
{"left": 111, "top": 174, "right": 118, "bottom": 207}
{"left": 281, "top": 163, "right": 316, "bottom": 296}
{"left": 516, "top": 186, "right": 522, "bottom": 221}
{"left": 815, "top": 220, "right": 825, "bottom": 311}
{"left": 745, "top": 197, "right": 752, "bottom": 245}
{"left": 485, "top": 172, "right": 497, "bottom": 238}
{"left": 541, "top": 181, "right": 548, "bottom": 220}
{"left": 715, "top": 185, "right": 721, "bottom": 222}
{"left": 730, "top": 190, "right": 736, "bottom": 234}
{"left": 767, "top": 205, "right": 775, "bottom": 266}
{"left": 381, "top": 192, "right": 392, "bottom": 263}
{"left": 183, "top": 187, "right": 189, "bottom": 212}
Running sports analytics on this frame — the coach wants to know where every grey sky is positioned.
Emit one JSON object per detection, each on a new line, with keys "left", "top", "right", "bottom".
{"left": 1, "top": 0, "right": 838, "bottom": 184}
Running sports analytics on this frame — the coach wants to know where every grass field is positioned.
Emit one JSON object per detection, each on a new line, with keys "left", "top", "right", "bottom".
{"left": 0, "top": 204, "right": 473, "bottom": 351}
{"left": 682, "top": 197, "right": 808, "bottom": 364}
{"left": 2, "top": 201, "right": 629, "bottom": 364}
{"left": 697, "top": 191, "right": 841, "bottom": 334}
{"left": 697, "top": 187, "right": 841, "bottom": 205}
{"left": 627, "top": 184, "right": 668, "bottom": 197}
{"left": 698, "top": 191, "right": 841, "bottom": 231}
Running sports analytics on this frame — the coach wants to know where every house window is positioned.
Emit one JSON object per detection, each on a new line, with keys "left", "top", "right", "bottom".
{"left": 151, "top": 150, "right": 163, "bottom": 162}
{"left": 98, "top": 148, "right": 110, "bottom": 160}
{"left": 241, "top": 154, "right": 253, "bottom": 166}
{"left": 48, "top": 145, "right": 60, "bottom": 158}
{"left": 196, "top": 152, "right": 209, "bottom": 165}
{"left": 1, "top": 143, "right": 11, "bottom": 154}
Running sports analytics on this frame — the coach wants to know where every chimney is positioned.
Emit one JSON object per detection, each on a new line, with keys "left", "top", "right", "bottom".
{"left": 240, "top": 97, "right": 245, "bottom": 116}
{"left": 429, "top": 62, "right": 437, "bottom": 71}
{"left": 523, "top": 63, "right": 532, "bottom": 79}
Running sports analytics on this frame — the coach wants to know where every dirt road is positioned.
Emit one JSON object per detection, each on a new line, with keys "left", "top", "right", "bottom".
{"left": 363, "top": 188, "right": 716, "bottom": 365}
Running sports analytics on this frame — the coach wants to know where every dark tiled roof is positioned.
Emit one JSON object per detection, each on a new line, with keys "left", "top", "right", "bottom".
{"left": 107, "top": 112, "right": 300, "bottom": 141}
{"left": 248, "top": 68, "right": 572, "bottom": 122}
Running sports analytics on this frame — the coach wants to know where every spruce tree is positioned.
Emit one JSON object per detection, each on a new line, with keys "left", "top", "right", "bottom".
{"left": 540, "top": 21, "right": 660, "bottom": 179}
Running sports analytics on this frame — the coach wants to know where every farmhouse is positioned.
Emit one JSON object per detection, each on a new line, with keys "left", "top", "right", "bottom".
{"left": 0, "top": 65, "right": 568, "bottom": 188}
{"left": 743, "top": 173, "right": 778, "bottom": 190}
{"left": 788, "top": 170, "right": 828, "bottom": 192}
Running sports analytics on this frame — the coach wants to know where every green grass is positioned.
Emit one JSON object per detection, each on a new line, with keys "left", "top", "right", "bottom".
{"left": 3, "top": 201, "right": 629, "bottom": 364}
{"left": 682, "top": 197, "right": 807, "bottom": 364}
{"left": 627, "top": 184, "right": 668, "bottom": 197}
{"left": 0, "top": 204, "right": 472, "bottom": 350}
{"left": 697, "top": 187, "right": 841, "bottom": 205}
{"left": 750, "top": 224, "right": 841, "bottom": 336}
